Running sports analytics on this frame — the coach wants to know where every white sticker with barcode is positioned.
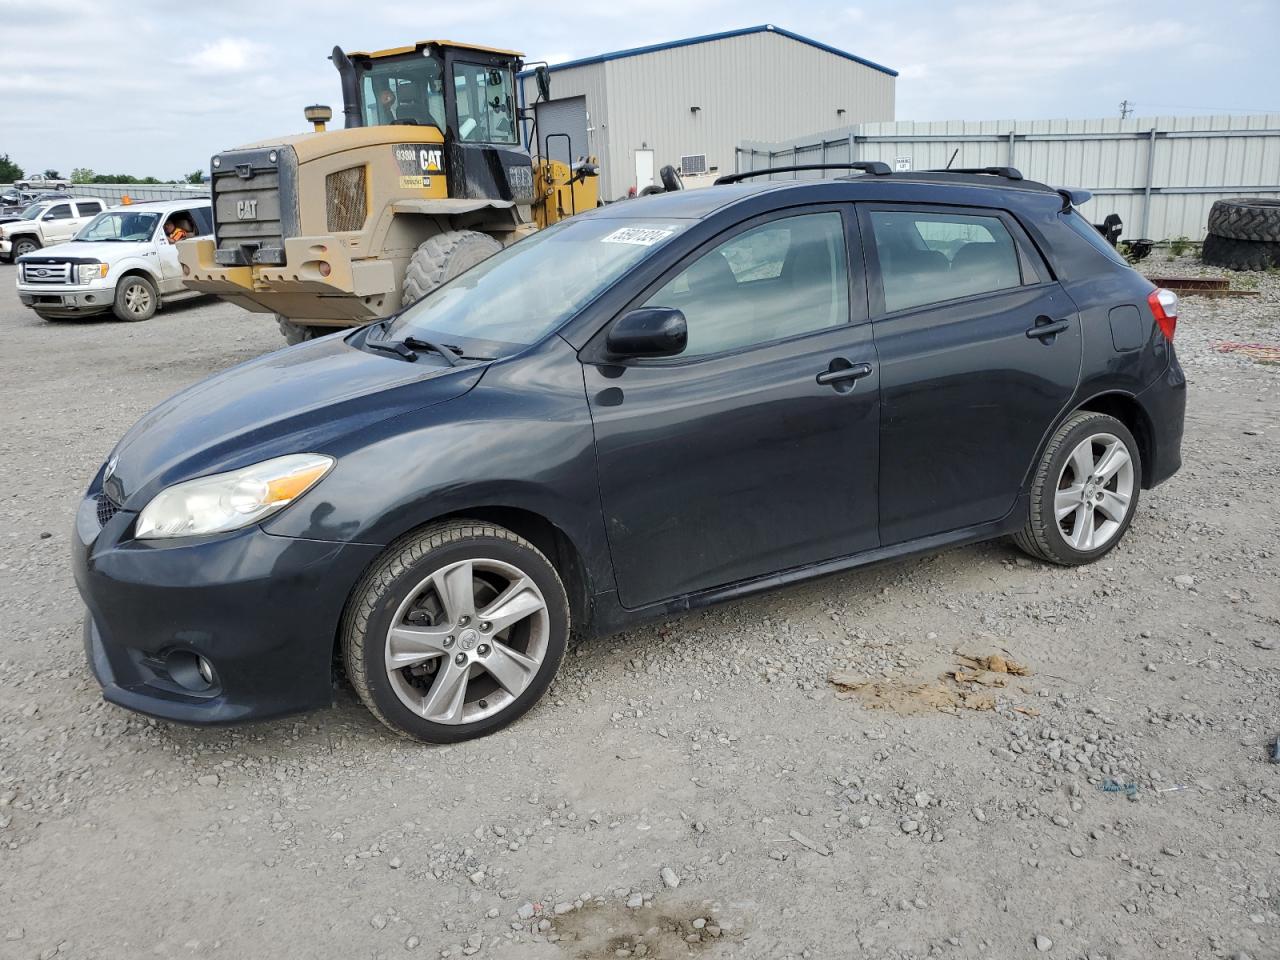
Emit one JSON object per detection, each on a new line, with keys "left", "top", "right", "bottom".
{"left": 602, "top": 226, "right": 674, "bottom": 246}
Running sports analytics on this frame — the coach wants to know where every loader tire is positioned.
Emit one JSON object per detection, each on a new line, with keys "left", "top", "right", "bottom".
{"left": 1201, "top": 232, "right": 1280, "bottom": 272}
{"left": 402, "top": 230, "right": 502, "bottom": 305}
{"left": 277, "top": 316, "right": 327, "bottom": 346}
{"left": 1206, "top": 198, "right": 1280, "bottom": 243}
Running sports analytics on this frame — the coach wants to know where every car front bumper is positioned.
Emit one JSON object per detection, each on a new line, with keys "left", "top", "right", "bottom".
{"left": 19, "top": 286, "right": 114, "bottom": 315}
{"left": 72, "top": 488, "right": 382, "bottom": 725}
{"left": 0, "top": 238, "right": 11, "bottom": 257}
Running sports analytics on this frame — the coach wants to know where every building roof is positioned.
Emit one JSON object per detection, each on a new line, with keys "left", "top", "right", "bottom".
{"left": 521, "top": 24, "right": 897, "bottom": 78}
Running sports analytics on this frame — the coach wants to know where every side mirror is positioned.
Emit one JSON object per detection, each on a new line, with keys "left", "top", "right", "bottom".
{"left": 535, "top": 65, "right": 551, "bottom": 102}
{"left": 606, "top": 307, "right": 687, "bottom": 359}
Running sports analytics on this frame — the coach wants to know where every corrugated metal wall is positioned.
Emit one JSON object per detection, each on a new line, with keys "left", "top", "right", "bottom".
{"left": 737, "top": 115, "right": 1280, "bottom": 240}
{"left": 523, "top": 31, "right": 895, "bottom": 201}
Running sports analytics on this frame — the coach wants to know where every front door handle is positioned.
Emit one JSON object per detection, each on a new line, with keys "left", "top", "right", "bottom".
{"left": 816, "top": 360, "right": 874, "bottom": 390}
{"left": 1026, "top": 316, "right": 1070, "bottom": 341}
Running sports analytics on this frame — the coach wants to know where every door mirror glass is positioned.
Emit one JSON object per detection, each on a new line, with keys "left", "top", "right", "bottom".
{"left": 535, "top": 65, "right": 551, "bottom": 102}
{"left": 606, "top": 307, "right": 687, "bottom": 358}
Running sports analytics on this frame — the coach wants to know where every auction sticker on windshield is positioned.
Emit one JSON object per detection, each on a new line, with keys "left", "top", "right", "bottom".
{"left": 602, "top": 226, "right": 677, "bottom": 246}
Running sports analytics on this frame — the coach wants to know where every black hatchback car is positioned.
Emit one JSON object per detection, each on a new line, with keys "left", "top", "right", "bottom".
{"left": 72, "top": 165, "right": 1185, "bottom": 743}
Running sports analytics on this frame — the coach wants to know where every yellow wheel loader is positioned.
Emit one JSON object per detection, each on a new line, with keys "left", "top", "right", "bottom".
{"left": 178, "top": 41, "right": 598, "bottom": 344}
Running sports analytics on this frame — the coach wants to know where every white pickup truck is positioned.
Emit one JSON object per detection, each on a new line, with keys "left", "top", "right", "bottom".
{"left": 16, "top": 198, "right": 213, "bottom": 322}
{"left": 0, "top": 197, "right": 105, "bottom": 261}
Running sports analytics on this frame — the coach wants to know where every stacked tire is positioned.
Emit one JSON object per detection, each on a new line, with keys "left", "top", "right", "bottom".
{"left": 1202, "top": 198, "right": 1280, "bottom": 271}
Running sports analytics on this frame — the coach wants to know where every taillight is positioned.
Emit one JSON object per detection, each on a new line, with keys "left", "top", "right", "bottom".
{"left": 1148, "top": 287, "right": 1178, "bottom": 341}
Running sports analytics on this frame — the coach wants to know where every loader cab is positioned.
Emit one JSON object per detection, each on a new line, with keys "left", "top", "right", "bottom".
{"left": 338, "top": 40, "right": 534, "bottom": 207}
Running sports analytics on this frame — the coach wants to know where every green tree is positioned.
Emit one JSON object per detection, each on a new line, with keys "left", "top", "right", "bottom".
{"left": 71, "top": 167, "right": 96, "bottom": 184}
{"left": 184, "top": 169, "right": 205, "bottom": 185}
{"left": 42, "top": 168, "right": 61, "bottom": 180}
{"left": 0, "top": 153, "right": 23, "bottom": 182}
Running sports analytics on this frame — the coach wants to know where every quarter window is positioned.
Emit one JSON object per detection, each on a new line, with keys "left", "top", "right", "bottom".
{"left": 870, "top": 210, "right": 1023, "bottom": 312}
{"left": 643, "top": 211, "right": 850, "bottom": 358}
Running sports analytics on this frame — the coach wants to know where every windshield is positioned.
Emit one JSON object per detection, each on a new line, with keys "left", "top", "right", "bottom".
{"left": 19, "top": 204, "right": 45, "bottom": 220}
{"left": 389, "top": 218, "right": 689, "bottom": 355}
{"left": 360, "top": 54, "right": 446, "bottom": 129}
{"left": 75, "top": 210, "right": 161, "bottom": 242}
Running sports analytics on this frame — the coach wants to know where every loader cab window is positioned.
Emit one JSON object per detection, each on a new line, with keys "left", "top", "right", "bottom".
{"left": 360, "top": 55, "right": 446, "bottom": 130}
{"left": 453, "top": 62, "right": 517, "bottom": 144}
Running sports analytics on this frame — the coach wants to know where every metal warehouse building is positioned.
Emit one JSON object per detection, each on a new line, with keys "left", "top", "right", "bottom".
{"left": 520, "top": 24, "right": 896, "bottom": 201}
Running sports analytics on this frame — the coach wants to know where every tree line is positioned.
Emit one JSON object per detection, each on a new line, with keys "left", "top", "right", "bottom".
{"left": 0, "top": 154, "right": 203, "bottom": 185}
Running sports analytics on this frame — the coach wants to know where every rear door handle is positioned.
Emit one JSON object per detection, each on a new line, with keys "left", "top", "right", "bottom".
{"left": 1026, "top": 317, "right": 1070, "bottom": 340}
{"left": 816, "top": 360, "right": 874, "bottom": 388}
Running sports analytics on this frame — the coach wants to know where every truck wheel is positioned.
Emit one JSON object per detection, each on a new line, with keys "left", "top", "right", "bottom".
{"left": 402, "top": 230, "right": 502, "bottom": 305}
{"left": 12, "top": 236, "right": 40, "bottom": 259}
{"left": 1201, "top": 232, "right": 1280, "bottom": 272}
{"left": 1207, "top": 198, "right": 1280, "bottom": 243}
{"left": 277, "top": 316, "right": 328, "bottom": 346}
{"left": 112, "top": 275, "right": 158, "bottom": 321}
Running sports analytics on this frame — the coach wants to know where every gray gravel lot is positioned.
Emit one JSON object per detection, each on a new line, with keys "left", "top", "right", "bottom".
{"left": 0, "top": 255, "right": 1277, "bottom": 960}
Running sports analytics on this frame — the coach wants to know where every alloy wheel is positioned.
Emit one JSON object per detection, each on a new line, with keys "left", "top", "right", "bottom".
{"left": 383, "top": 558, "right": 550, "bottom": 725}
{"left": 123, "top": 281, "right": 152, "bottom": 317}
{"left": 1054, "top": 432, "right": 1135, "bottom": 552}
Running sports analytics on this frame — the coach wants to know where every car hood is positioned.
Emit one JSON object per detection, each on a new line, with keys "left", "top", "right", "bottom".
{"left": 103, "top": 334, "right": 487, "bottom": 508}
{"left": 23, "top": 239, "right": 146, "bottom": 261}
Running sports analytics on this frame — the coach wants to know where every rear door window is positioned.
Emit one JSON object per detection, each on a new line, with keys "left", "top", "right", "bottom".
{"left": 868, "top": 209, "right": 1024, "bottom": 313}
{"left": 76, "top": 200, "right": 104, "bottom": 216}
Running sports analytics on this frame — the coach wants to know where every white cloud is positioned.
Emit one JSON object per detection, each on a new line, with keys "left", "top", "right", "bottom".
{"left": 185, "top": 38, "right": 267, "bottom": 75}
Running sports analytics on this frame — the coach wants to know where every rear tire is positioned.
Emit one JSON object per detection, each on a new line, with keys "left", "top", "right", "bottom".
{"left": 342, "top": 520, "right": 569, "bottom": 744}
{"left": 402, "top": 230, "right": 502, "bottom": 305}
{"left": 1014, "top": 412, "right": 1141, "bottom": 566}
{"left": 112, "top": 275, "right": 158, "bottom": 322}
{"left": 277, "top": 316, "right": 328, "bottom": 346}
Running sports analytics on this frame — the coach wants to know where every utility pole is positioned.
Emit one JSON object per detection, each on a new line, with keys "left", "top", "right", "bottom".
{"left": 1119, "top": 99, "right": 1134, "bottom": 119}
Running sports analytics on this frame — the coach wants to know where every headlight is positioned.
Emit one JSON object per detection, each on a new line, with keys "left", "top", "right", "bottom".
{"left": 135, "top": 453, "right": 334, "bottom": 539}
{"left": 78, "top": 263, "right": 108, "bottom": 284}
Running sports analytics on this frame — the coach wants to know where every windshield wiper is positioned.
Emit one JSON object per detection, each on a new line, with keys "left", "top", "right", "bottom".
{"left": 366, "top": 338, "right": 419, "bottom": 361}
{"left": 402, "top": 336, "right": 463, "bottom": 366}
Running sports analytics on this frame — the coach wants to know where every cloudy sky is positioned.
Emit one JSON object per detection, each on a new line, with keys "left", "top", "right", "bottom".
{"left": 2, "top": 0, "right": 1276, "bottom": 179}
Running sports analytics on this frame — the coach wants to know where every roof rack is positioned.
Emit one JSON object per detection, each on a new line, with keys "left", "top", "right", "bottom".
{"left": 926, "top": 166, "right": 1023, "bottom": 181}
{"left": 714, "top": 161, "right": 892, "bottom": 185}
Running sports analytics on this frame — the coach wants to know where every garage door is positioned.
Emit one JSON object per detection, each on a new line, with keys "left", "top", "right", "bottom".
{"left": 535, "top": 96, "right": 588, "bottom": 165}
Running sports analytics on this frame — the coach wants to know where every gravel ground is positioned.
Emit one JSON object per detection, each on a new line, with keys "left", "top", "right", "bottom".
{"left": 0, "top": 254, "right": 1277, "bottom": 960}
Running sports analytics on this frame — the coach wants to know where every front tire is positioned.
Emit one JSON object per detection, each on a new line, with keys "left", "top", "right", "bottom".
{"left": 401, "top": 230, "right": 502, "bottom": 305}
{"left": 342, "top": 520, "right": 569, "bottom": 743}
{"left": 1014, "top": 412, "right": 1141, "bottom": 565}
{"left": 12, "top": 236, "right": 40, "bottom": 259}
{"left": 112, "top": 275, "right": 158, "bottom": 322}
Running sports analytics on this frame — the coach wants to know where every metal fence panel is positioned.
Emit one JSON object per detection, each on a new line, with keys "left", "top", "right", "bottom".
{"left": 737, "top": 114, "right": 1280, "bottom": 240}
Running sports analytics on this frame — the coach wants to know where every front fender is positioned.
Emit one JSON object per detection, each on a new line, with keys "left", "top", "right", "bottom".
{"left": 261, "top": 336, "right": 615, "bottom": 594}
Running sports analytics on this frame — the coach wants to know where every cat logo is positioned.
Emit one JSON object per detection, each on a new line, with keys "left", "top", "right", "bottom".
{"left": 419, "top": 149, "right": 443, "bottom": 173}
{"left": 236, "top": 199, "right": 258, "bottom": 220}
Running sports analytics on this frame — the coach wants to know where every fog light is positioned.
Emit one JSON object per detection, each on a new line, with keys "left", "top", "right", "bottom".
{"left": 166, "top": 650, "right": 217, "bottom": 692}
{"left": 318, "top": 261, "right": 331, "bottom": 278}
{"left": 182, "top": 263, "right": 190, "bottom": 277}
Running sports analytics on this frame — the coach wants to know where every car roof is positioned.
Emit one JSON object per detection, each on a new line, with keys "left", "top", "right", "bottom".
{"left": 586, "top": 172, "right": 1068, "bottom": 222}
